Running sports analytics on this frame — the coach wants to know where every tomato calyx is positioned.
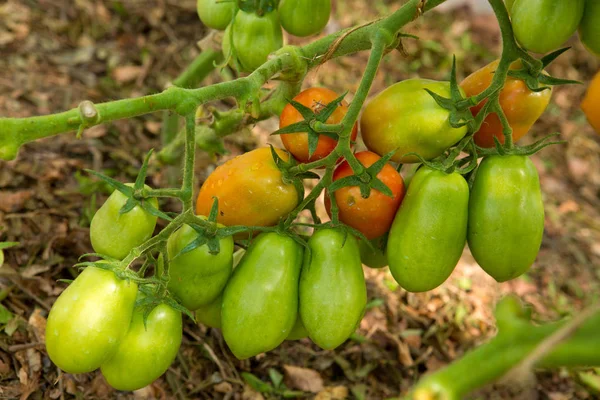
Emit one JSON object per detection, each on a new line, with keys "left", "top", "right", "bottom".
{"left": 271, "top": 92, "right": 348, "bottom": 159}
{"left": 86, "top": 150, "right": 172, "bottom": 221}
{"left": 506, "top": 48, "right": 580, "bottom": 92}
{"left": 328, "top": 149, "right": 396, "bottom": 200}
{"left": 238, "top": 0, "right": 277, "bottom": 15}
{"left": 137, "top": 284, "right": 195, "bottom": 325}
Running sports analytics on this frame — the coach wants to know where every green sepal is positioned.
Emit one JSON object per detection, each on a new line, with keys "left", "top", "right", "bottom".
{"left": 134, "top": 149, "right": 154, "bottom": 191}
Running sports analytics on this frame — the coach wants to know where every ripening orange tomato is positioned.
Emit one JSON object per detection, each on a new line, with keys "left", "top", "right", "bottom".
{"left": 279, "top": 88, "right": 358, "bottom": 163}
{"left": 324, "top": 151, "right": 405, "bottom": 240}
{"left": 581, "top": 70, "right": 600, "bottom": 134}
{"left": 195, "top": 148, "right": 300, "bottom": 227}
{"left": 460, "top": 60, "right": 552, "bottom": 148}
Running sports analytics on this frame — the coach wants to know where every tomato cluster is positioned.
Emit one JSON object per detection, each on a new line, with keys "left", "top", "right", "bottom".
{"left": 197, "top": 0, "right": 331, "bottom": 72}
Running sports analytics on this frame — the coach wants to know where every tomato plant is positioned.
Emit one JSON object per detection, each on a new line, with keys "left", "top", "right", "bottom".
{"left": 286, "top": 316, "right": 309, "bottom": 340}
{"left": 221, "top": 232, "right": 303, "bottom": 359}
{"left": 227, "top": 10, "right": 283, "bottom": 72}
{"left": 101, "top": 302, "right": 182, "bottom": 391}
{"left": 581, "top": 70, "right": 600, "bottom": 134}
{"left": 511, "top": 0, "right": 585, "bottom": 54}
{"left": 167, "top": 223, "right": 234, "bottom": 310}
{"left": 279, "top": 87, "right": 358, "bottom": 163}
{"left": 360, "top": 79, "right": 468, "bottom": 163}
{"left": 196, "top": 147, "right": 300, "bottom": 228}
{"left": 90, "top": 184, "right": 158, "bottom": 260}
{"left": 460, "top": 60, "right": 552, "bottom": 147}
{"left": 45, "top": 267, "right": 138, "bottom": 374}
{"left": 300, "top": 228, "right": 366, "bottom": 350}
{"left": 197, "top": 0, "right": 235, "bottom": 30}
{"left": 279, "top": 0, "right": 331, "bottom": 37}
{"left": 579, "top": 0, "right": 600, "bottom": 57}
{"left": 387, "top": 166, "right": 469, "bottom": 292}
{"left": 468, "top": 156, "right": 544, "bottom": 282}
{"left": 324, "top": 151, "right": 405, "bottom": 239}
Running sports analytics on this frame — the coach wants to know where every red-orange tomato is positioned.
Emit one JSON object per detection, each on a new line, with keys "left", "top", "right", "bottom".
{"left": 581, "top": 70, "right": 600, "bottom": 134}
{"left": 324, "top": 151, "right": 405, "bottom": 240}
{"left": 196, "top": 147, "right": 300, "bottom": 227}
{"left": 279, "top": 88, "right": 358, "bottom": 163}
{"left": 460, "top": 60, "right": 552, "bottom": 148}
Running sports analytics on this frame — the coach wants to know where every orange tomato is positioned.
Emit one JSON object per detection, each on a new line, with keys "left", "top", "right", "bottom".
{"left": 324, "top": 151, "right": 405, "bottom": 240}
{"left": 581, "top": 70, "right": 600, "bottom": 134}
{"left": 279, "top": 88, "right": 358, "bottom": 163}
{"left": 196, "top": 148, "right": 300, "bottom": 227}
{"left": 460, "top": 60, "right": 552, "bottom": 148}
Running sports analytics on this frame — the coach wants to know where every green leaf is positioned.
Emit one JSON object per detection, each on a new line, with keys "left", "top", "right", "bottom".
{"left": 268, "top": 368, "right": 284, "bottom": 389}
{"left": 0, "top": 303, "right": 13, "bottom": 324}
{"left": 242, "top": 372, "right": 274, "bottom": 393}
{"left": 0, "top": 242, "right": 18, "bottom": 250}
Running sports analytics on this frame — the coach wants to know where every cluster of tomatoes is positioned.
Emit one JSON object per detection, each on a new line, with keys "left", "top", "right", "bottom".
{"left": 197, "top": 0, "right": 331, "bottom": 72}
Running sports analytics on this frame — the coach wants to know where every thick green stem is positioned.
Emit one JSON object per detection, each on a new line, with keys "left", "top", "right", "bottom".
{"left": 161, "top": 50, "right": 223, "bottom": 146}
{"left": 181, "top": 114, "right": 197, "bottom": 210}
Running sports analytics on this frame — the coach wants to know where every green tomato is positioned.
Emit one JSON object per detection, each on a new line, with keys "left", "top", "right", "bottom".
{"left": 45, "top": 267, "right": 138, "bottom": 373}
{"left": 286, "top": 315, "right": 308, "bottom": 341}
{"left": 0, "top": 250, "right": 3, "bottom": 267}
{"left": 468, "top": 156, "right": 544, "bottom": 282}
{"left": 222, "top": 232, "right": 303, "bottom": 359}
{"left": 279, "top": 0, "right": 330, "bottom": 37}
{"left": 360, "top": 79, "right": 468, "bottom": 163}
{"left": 231, "top": 10, "right": 283, "bottom": 72}
{"left": 300, "top": 228, "right": 366, "bottom": 350}
{"left": 195, "top": 248, "right": 245, "bottom": 329}
{"left": 197, "top": 0, "right": 235, "bottom": 30}
{"left": 167, "top": 223, "right": 233, "bottom": 310}
{"left": 505, "top": 0, "right": 516, "bottom": 13}
{"left": 101, "top": 302, "right": 182, "bottom": 391}
{"left": 358, "top": 235, "right": 388, "bottom": 269}
{"left": 511, "top": 0, "right": 585, "bottom": 54}
{"left": 579, "top": 0, "right": 600, "bottom": 57}
{"left": 90, "top": 184, "right": 158, "bottom": 260}
{"left": 387, "top": 167, "right": 469, "bottom": 292}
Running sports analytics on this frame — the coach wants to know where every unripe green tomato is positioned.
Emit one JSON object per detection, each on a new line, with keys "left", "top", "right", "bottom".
{"left": 579, "top": 0, "right": 600, "bottom": 57}
{"left": 231, "top": 10, "right": 283, "bottom": 72}
{"left": 468, "top": 156, "right": 544, "bottom": 282}
{"left": 360, "top": 79, "right": 468, "bottom": 163}
{"left": 167, "top": 223, "right": 233, "bottom": 310}
{"left": 90, "top": 184, "right": 158, "bottom": 260}
{"left": 286, "top": 315, "right": 309, "bottom": 340}
{"left": 45, "top": 267, "right": 138, "bottom": 373}
{"left": 101, "top": 302, "right": 182, "bottom": 391}
{"left": 0, "top": 250, "right": 3, "bottom": 267}
{"left": 279, "top": 0, "right": 331, "bottom": 37}
{"left": 358, "top": 236, "right": 388, "bottom": 269}
{"left": 197, "top": 0, "right": 235, "bottom": 30}
{"left": 300, "top": 228, "right": 366, "bottom": 350}
{"left": 505, "top": 0, "right": 516, "bottom": 13}
{"left": 511, "top": 0, "right": 585, "bottom": 54}
{"left": 387, "top": 167, "right": 469, "bottom": 292}
{"left": 222, "top": 232, "right": 303, "bottom": 359}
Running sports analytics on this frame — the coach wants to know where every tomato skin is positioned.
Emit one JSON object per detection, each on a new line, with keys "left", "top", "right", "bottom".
{"left": 460, "top": 60, "right": 552, "bottom": 148}
{"left": 100, "top": 302, "right": 182, "bottom": 391}
{"left": 279, "top": 88, "right": 358, "bottom": 163}
{"left": 196, "top": 148, "right": 300, "bottom": 228}
{"left": 579, "top": 0, "right": 600, "bottom": 57}
{"left": 387, "top": 167, "right": 469, "bottom": 292}
{"left": 90, "top": 184, "right": 158, "bottom": 260}
{"left": 358, "top": 235, "right": 388, "bottom": 269}
{"left": 468, "top": 156, "right": 544, "bottom": 282}
{"left": 231, "top": 10, "right": 283, "bottom": 72}
{"left": 45, "top": 267, "right": 138, "bottom": 373}
{"left": 300, "top": 228, "right": 366, "bottom": 350}
{"left": 196, "top": 293, "right": 223, "bottom": 328}
{"left": 222, "top": 233, "right": 303, "bottom": 359}
{"left": 360, "top": 79, "right": 468, "bottom": 163}
{"left": 581, "top": 70, "right": 600, "bottom": 134}
{"left": 197, "top": 0, "right": 234, "bottom": 30}
{"left": 324, "top": 151, "right": 405, "bottom": 240}
{"left": 167, "top": 223, "right": 233, "bottom": 310}
{"left": 279, "top": 0, "right": 330, "bottom": 37}
{"left": 286, "top": 316, "right": 309, "bottom": 340}
{"left": 511, "top": 0, "right": 584, "bottom": 54}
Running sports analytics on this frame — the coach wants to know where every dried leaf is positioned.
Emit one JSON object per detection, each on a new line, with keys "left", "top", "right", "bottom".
{"left": 283, "top": 365, "right": 324, "bottom": 393}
